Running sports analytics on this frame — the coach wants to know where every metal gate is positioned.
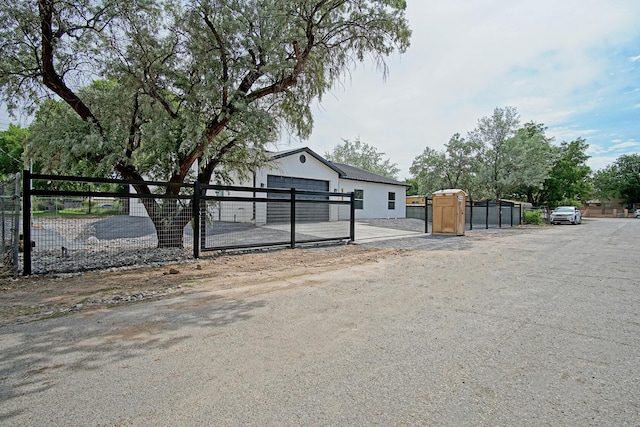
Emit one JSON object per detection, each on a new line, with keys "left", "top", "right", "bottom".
{"left": 199, "top": 184, "right": 354, "bottom": 252}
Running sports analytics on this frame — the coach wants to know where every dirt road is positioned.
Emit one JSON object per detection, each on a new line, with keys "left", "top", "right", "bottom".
{"left": 1, "top": 218, "right": 639, "bottom": 425}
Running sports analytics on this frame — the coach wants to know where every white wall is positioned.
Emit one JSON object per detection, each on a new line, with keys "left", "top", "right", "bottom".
{"left": 254, "top": 152, "right": 340, "bottom": 191}
{"left": 338, "top": 179, "right": 407, "bottom": 219}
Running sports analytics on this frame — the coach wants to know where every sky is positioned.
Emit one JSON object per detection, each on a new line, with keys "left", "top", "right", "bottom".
{"left": 283, "top": 0, "right": 640, "bottom": 179}
{"left": 2, "top": 0, "right": 639, "bottom": 180}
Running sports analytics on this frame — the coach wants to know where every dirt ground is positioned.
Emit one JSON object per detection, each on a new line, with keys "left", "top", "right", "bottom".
{"left": 0, "top": 245, "right": 407, "bottom": 326}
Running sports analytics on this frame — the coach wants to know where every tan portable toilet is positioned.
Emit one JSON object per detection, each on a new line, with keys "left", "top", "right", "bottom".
{"left": 432, "top": 189, "right": 466, "bottom": 235}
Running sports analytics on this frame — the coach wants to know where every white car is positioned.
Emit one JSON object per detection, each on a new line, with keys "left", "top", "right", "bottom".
{"left": 635, "top": 209, "right": 640, "bottom": 218}
{"left": 550, "top": 206, "right": 582, "bottom": 225}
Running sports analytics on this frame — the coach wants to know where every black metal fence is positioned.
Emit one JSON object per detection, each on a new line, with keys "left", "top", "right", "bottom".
{"left": 406, "top": 197, "right": 523, "bottom": 231}
{"left": 21, "top": 172, "right": 355, "bottom": 275}
{"left": 197, "top": 184, "right": 354, "bottom": 251}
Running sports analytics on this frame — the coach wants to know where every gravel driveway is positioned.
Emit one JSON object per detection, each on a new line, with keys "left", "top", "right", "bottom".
{"left": 1, "top": 218, "right": 639, "bottom": 425}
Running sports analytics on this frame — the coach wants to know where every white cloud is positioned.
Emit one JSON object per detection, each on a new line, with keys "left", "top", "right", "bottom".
{"left": 610, "top": 141, "right": 640, "bottom": 151}
{"left": 305, "top": 0, "right": 640, "bottom": 177}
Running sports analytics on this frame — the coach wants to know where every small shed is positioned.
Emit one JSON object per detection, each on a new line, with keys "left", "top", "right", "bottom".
{"left": 432, "top": 189, "right": 466, "bottom": 235}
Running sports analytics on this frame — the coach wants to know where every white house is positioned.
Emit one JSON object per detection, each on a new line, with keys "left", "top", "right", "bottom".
{"left": 130, "top": 147, "right": 408, "bottom": 223}
{"left": 252, "top": 147, "right": 408, "bottom": 221}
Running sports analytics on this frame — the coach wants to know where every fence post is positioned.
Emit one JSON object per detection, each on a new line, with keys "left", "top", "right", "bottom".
{"left": 511, "top": 203, "right": 514, "bottom": 227}
{"left": 22, "top": 169, "right": 31, "bottom": 275}
{"left": 485, "top": 200, "right": 489, "bottom": 229}
{"left": 469, "top": 196, "right": 473, "bottom": 231}
{"left": 193, "top": 181, "right": 200, "bottom": 259}
{"left": 13, "top": 175, "right": 20, "bottom": 275}
{"left": 290, "top": 188, "right": 296, "bottom": 249}
{"left": 350, "top": 192, "right": 355, "bottom": 241}
{"left": 424, "top": 198, "right": 428, "bottom": 234}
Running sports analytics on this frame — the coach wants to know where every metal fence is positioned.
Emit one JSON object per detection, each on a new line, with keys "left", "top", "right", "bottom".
{"left": 21, "top": 172, "right": 354, "bottom": 275}
{"left": 406, "top": 198, "right": 523, "bottom": 230}
{"left": 198, "top": 185, "right": 354, "bottom": 251}
{"left": 0, "top": 174, "right": 21, "bottom": 275}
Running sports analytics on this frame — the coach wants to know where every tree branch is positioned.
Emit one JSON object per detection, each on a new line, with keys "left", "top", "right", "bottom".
{"left": 38, "top": 0, "right": 102, "bottom": 131}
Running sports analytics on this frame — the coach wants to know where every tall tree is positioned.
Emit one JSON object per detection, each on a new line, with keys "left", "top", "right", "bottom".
{"left": 409, "top": 146, "right": 447, "bottom": 194}
{"left": 538, "top": 138, "right": 591, "bottom": 207}
{"left": 592, "top": 154, "right": 640, "bottom": 206}
{"left": 506, "top": 121, "right": 557, "bottom": 203}
{"left": 409, "top": 133, "right": 481, "bottom": 195}
{"left": 468, "top": 106, "right": 520, "bottom": 199}
{"left": 325, "top": 137, "right": 400, "bottom": 179}
{"left": 0, "top": 0, "right": 411, "bottom": 246}
{"left": 0, "top": 124, "right": 27, "bottom": 179}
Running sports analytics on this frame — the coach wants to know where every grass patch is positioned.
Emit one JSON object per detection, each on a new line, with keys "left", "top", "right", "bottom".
{"left": 33, "top": 207, "right": 122, "bottom": 218}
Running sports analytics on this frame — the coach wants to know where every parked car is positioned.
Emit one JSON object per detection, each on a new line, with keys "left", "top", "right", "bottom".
{"left": 635, "top": 209, "right": 640, "bottom": 218}
{"left": 550, "top": 206, "right": 582, "bottom": 225}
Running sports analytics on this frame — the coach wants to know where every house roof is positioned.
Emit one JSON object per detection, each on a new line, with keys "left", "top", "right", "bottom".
{"left": 328, "top": 162, "right": 409, "bottom": 187}
{"left": 269, "top": 147, "right": 409, "bottom": 187}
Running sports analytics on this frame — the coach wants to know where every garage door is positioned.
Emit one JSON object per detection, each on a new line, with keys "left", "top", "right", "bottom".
{"left": 267, "top": 175, "right": 329, "bottom": 223}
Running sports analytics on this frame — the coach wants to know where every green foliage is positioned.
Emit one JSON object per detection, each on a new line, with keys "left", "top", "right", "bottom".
{"left": 32, "top": 197, "right": 64, "bottom": 212}
{"left": 507, "top": 121, "right": 558, "bottom": 203}
{"left": 537, "top": 138, "right": 592, "bottom": 206}
{"left": 404, "top": 178, "right": 420, "bottom": 196}
{"left": 2, "top": 0, "right": 411, "bottom": 183}
{"left": 410, "top": 107, "right": 590, "bottom": 205}
{"left": 325, "top": 137, "right": 400, "bottom": 179}
{"left": 592, "top": 154, "right": 640, "bottom": 205}
{"left": 410, "top": 133, "right": 483, "bottom": 196}
{"left": 0, "top": 124, "right": 27, "bottom": 179}
{"left": 467, "top": 106, "right": 521, "bottom": 199}
{"left": 32, "top": 199, "right": 123, "bottom": 217}
{"left": 555, "top": 198, "right": 583, "bottom": 209}
{"left": 523, "top": 210, "right": 544, "bottom": 225}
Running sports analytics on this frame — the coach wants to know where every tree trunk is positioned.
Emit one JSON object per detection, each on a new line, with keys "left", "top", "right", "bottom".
{"left": 156, "top": 221, "right": 187, "bottom": 248}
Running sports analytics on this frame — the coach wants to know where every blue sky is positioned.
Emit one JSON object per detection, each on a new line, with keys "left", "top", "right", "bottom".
{"left": 297, "top": 0, "right": 640, "bottom": 178}
{"left": 2, "top": 0, "right": 639, "bottom": 179}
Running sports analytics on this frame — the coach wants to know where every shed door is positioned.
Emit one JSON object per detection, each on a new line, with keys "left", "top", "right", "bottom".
{"left": 267, "top": 175, "right": 329, "bottom": 223}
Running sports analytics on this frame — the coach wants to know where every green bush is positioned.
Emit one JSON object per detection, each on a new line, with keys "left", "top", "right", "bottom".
{"left": 523, "top": 209, "right": 544, "bottom": 225}
{"left": 32, "top": 197, "right": 64, "bottom": 212}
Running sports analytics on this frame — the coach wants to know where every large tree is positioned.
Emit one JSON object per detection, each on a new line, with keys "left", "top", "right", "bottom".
{"left": 504, "top": 121, "right": 557, "bottom": 203}
{"left": 536, "top": 138, "right": 591, "bottom": 207}
{"left": 468, "top": 106, "right": 520, "bottom": 199}
{"left": 0, "top": 124, "right": 27, "bottom": 179}
{"left": 0, "top": 0, "right": 411, "bottom": 246}
{"left": 592, "top": 154, "right": 640, "bottom": 206}
{"left": 324, "top": 137, "right": 400, "bottom": 179}
{"left": 409, "top": 133, "right": 481, "bottom": 196}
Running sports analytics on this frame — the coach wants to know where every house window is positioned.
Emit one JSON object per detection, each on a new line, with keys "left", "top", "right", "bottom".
{"left": 354, "top": 189, "right": 364, "bottom": 210}
{"left": 388, "top": 192, "right": 396, "bottom": 210}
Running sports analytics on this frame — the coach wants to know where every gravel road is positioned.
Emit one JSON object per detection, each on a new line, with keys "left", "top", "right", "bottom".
{"left": 1, "top": 218, "right": 639, "bottom": 426}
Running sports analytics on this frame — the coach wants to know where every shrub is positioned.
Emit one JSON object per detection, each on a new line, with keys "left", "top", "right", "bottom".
{"left": 523, "top": 209, "right": 544, "bottom": 225}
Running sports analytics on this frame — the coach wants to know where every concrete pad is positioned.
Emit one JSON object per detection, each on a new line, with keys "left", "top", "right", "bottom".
{"left": 353, "top": 222, "right": 424, "bottom": 243}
